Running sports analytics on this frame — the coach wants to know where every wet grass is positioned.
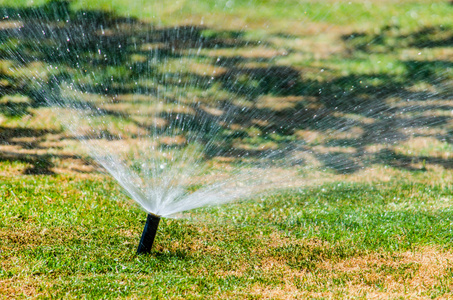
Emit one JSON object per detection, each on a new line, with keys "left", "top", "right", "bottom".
{"left": 1, "top": 0, "right": 453, "bottom": 298}
{"left": 1, "top": 1, "right": 452, "bottom": 164}
{"left": 2, "top": 172, "right": 453, "bottom": 298}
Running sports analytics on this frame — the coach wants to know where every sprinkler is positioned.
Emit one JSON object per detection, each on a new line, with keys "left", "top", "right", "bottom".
{"left": 137, "top": 213, "right": 161, "bottom": 254}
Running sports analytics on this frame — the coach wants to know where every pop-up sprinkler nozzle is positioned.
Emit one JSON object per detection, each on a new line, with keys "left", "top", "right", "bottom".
{"left": 137, "top": 213, "right": 161, "bottom": 254}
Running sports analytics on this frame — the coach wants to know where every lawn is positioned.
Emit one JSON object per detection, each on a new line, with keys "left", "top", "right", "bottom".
{"left": 1, "top": 0, "right": 453, "bottom": 298}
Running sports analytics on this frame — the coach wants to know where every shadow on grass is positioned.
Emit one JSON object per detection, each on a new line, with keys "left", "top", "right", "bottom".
{"left": 0, "top": 126, "right": 87, "bottom": 174}
{"left": 0, "top": 0, "right": 452, "bottom": 174}
{"left": 343, "top": 24, "right": 453, "bottom": 51}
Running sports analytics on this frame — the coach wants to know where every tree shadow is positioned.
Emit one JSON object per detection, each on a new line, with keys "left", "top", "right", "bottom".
{"left": 0, "top": 127, "right": 57, "bottom": 174}
{"left": 374, "top": 148, "right": 453, "bottom": 172}
{"left": 343, "top": 24, "right": 453, "bottom": 51}
{"left": 0, "top": 0, "right": 452, "bottom": 175}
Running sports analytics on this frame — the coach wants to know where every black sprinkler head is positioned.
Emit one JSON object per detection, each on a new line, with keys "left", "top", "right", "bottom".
{"left": 137, "top": 213, "right": 161, "bottom": 254}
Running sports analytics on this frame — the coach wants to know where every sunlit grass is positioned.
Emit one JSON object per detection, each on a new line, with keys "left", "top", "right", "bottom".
{"left": 1, "top": 0, "right": 453, "bottom": 298}
{"left": 2, "top": 173, "right": 453, "bottom": 298}
{"left": 65, "top": 0, "right": 453, "bottom": 32}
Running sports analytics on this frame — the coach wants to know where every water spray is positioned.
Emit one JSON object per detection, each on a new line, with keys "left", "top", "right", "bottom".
{"left": 137, "top": 213, "right": 161, "bottom": 254}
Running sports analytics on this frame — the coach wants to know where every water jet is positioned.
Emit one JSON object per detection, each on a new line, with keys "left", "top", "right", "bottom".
{"left": 1, "top": 0, "right": 450, "bottom": 258}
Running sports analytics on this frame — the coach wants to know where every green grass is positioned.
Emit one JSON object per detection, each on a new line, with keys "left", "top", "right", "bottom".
{"left": 1, "top": 0, "right": 453, "bottom": 298}
{"left": 64, "top": 0, "right": 453, "bottom": 30}
{"left": 2, "top": 0, "right": 452, "bottom": 31}
{"left": 2, "top": 174, "right": 453, "bottom": 298}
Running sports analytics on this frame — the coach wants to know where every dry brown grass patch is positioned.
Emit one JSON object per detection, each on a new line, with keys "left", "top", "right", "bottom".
{"left": 0, "top": 278, "right": 44, "bottom": 299}
{"left": 203, "top": 47, "right": 288, "bottom": 60}
{"left": 256, "top": 96, "right": 304, "bottom": 111}
{"left": 0, "top": 227, "right": 83, "bottom": 250}
{"left": 239, "top": 245, "right": 453, "bottom": 298}
{"left": 315, "top": 246, "right": 453, "bottom": 298}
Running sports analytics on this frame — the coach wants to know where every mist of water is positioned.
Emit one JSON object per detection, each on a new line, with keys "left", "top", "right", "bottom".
{"left": 1, "top": 1, "right": 451, "bottom": 217}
